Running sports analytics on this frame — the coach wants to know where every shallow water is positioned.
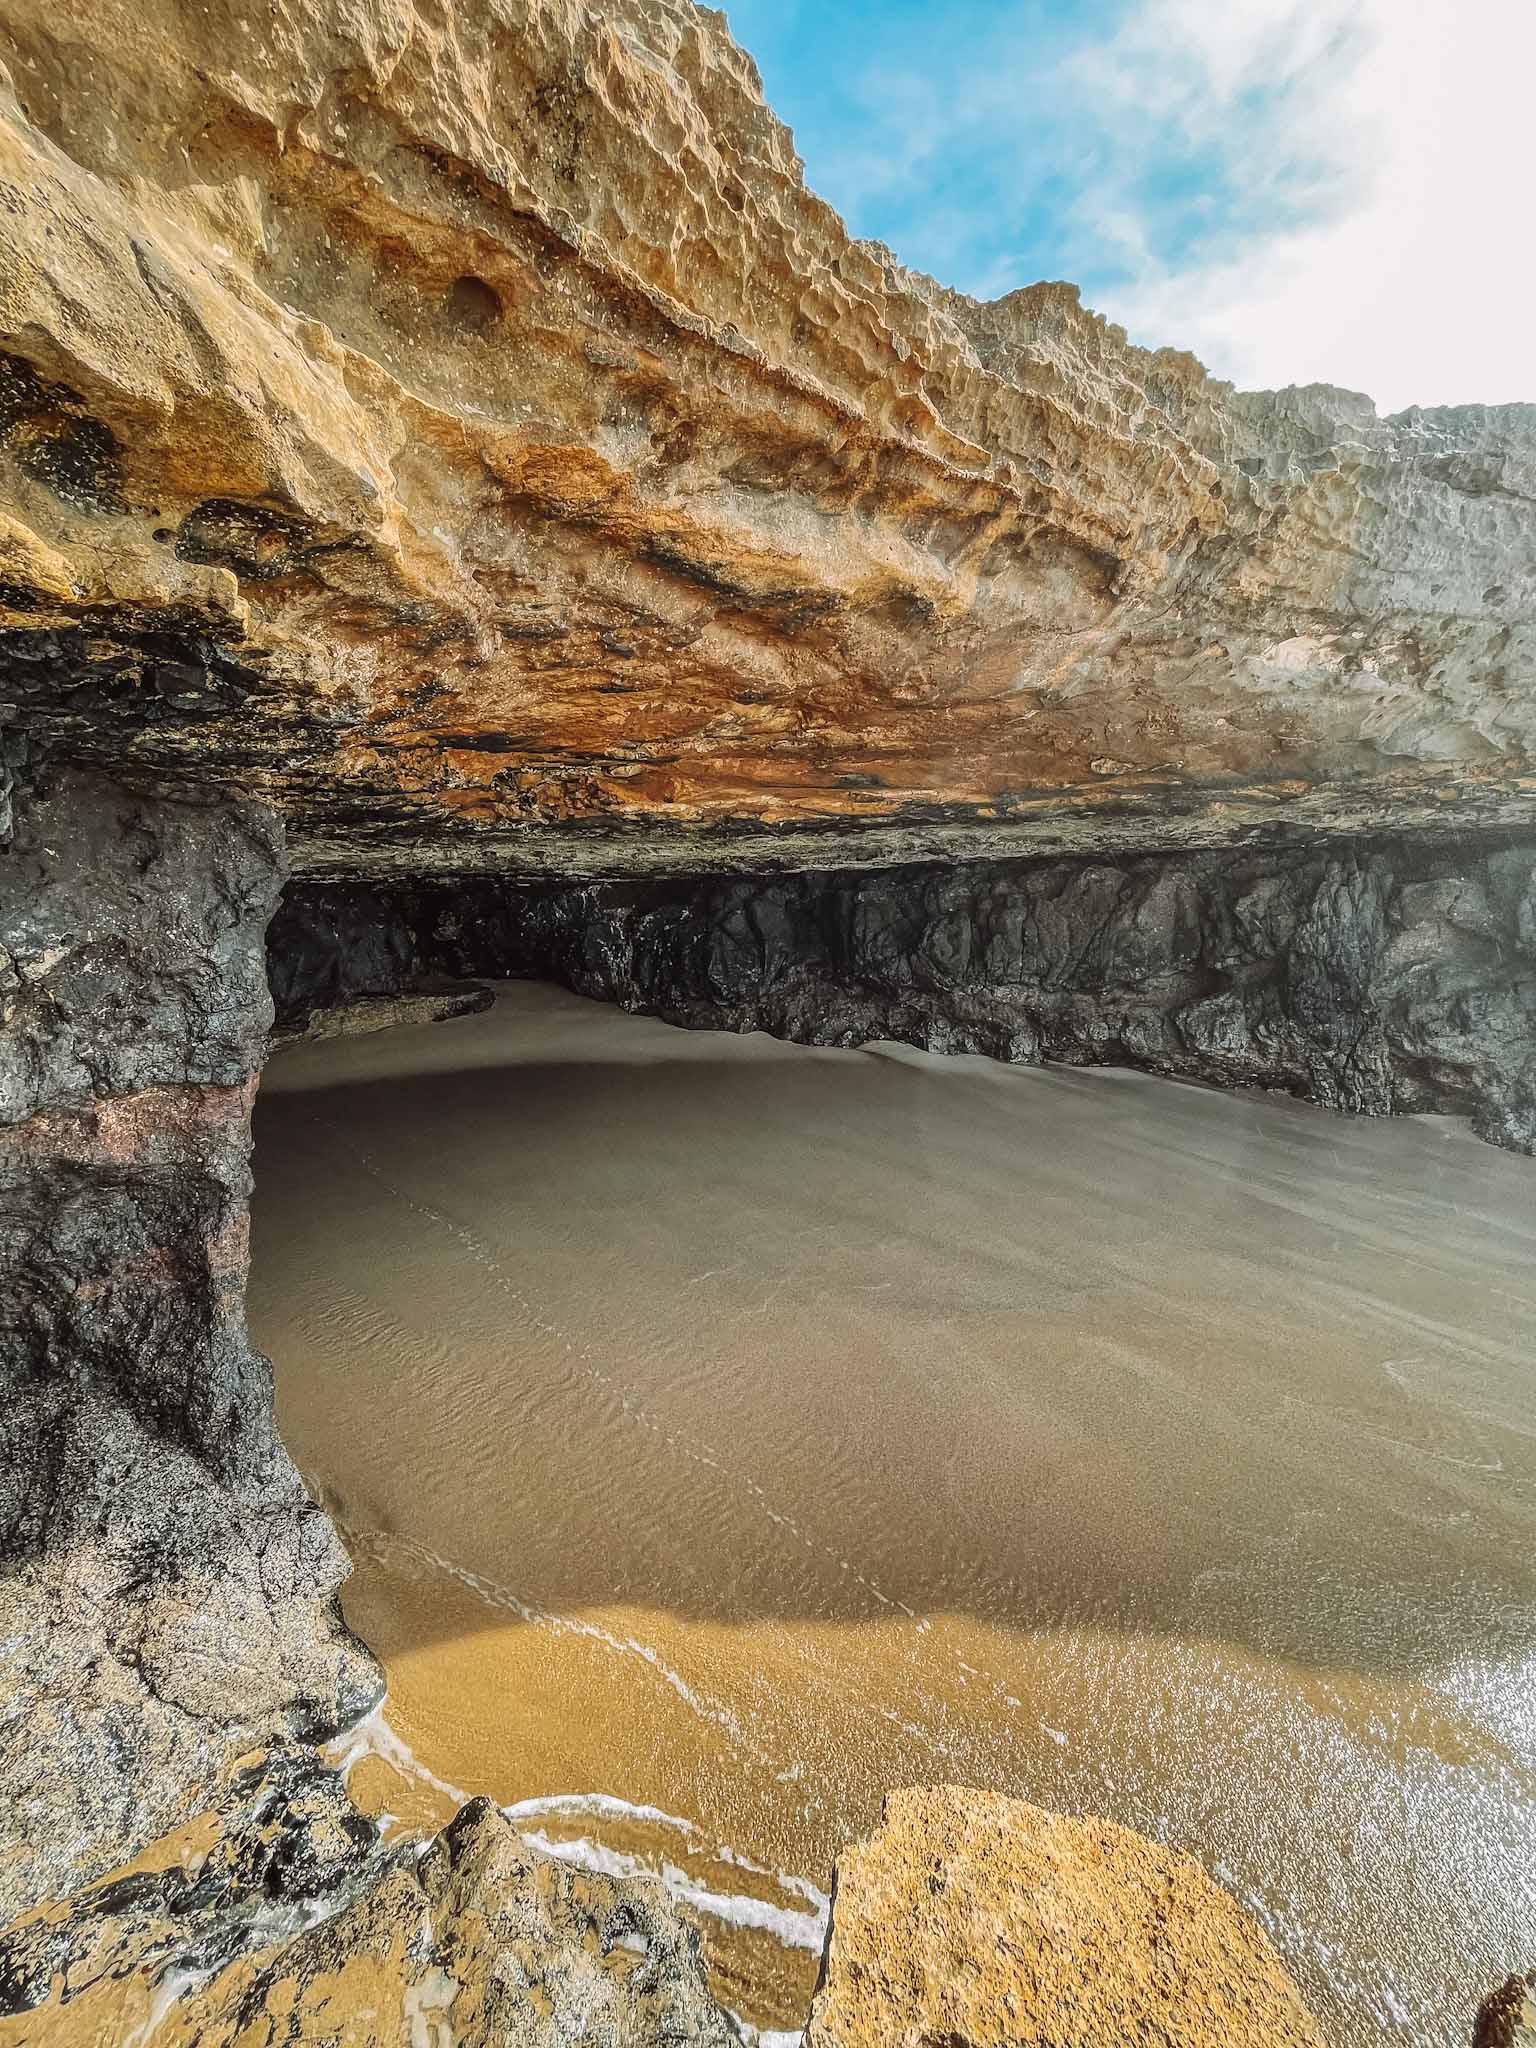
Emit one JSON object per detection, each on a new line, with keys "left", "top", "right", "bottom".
{"left": 251, "top": 981, "right": 1536, "bottom": 2044}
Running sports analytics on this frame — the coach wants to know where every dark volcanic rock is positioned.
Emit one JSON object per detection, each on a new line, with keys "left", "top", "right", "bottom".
{"left": 0, "top": 770, "right": 379, "bottom": 1923}
{"left": 270, "top": 831, "right": 1536, "bottom": 1156}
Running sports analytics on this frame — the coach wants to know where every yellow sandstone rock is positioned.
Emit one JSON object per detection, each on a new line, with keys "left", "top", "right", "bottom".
{"left": 0, "top": 0, "right": 1531, "bottom": 879}
{"left": 806, "top": 1786, "right": 1327, "bottom": 2048}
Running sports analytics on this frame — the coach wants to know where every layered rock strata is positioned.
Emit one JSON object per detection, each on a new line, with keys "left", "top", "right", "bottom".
{"left": 268, "top": 829, "right": 1536, "bottom": 1153}
{"left": 0, "top": 0, "right": 1532, "bottom": 878}
{"left": 805, "top": 1786, "right": 1326, "bottom": 2048}
{"left": 1, "top": 0, "right": 1533, "bottom": 2026}
{"left": 0, "top": 769, "right": 378, "bottom": 1923}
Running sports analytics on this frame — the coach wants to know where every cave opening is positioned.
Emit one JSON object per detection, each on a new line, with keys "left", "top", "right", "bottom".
{"left": 444, "top": 273, "right": 505, "bottom": 337}
{"left": 246, "top": 848, "right": 1536, "bottom": 2043}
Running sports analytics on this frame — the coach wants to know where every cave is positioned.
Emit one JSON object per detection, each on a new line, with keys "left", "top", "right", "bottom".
{"left": 1, "top": 0, "right": 1535, "bottom": 2043}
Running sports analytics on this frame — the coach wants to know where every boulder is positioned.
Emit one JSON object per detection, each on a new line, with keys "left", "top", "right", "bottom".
{"left": 806, "top": 1786, "right": 1325, "bottom": 2048}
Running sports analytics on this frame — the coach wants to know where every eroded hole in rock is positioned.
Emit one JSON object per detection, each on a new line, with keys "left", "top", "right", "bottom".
{"left": 176, "top": 498, "right": 316, "bottom": 580}
{"left": 0, "top": 355, "right": 124, "bottom": 513}
{"left": 444, "top": 273, "right": 503, "bottom": 337}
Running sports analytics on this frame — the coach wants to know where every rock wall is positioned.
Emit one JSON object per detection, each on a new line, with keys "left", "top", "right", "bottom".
{"left": 269, "top": 829, "right": 1536, "bottom": 1154}
{"left": 1, "top": 0, "right": 1532, "bottom": 2022}
{"left": 0, "top": 769, "right": 378, "bottom": 1922}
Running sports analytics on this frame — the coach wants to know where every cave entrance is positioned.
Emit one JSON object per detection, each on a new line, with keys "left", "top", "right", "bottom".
{"left": 253, "top": 893, "right": 1536, "bottom": 2047}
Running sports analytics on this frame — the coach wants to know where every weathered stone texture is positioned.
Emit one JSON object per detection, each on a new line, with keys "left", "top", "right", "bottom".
{"left": 0, "top": 771, "right": 379, "bottom": 1923}
{"left": 805, "top": 1786, "right": 1325, "bottom": 2048}
{"left": 0, "top": 1743, "right": 739, "bottom": 2047}
{"left": 0, "top": 0, "right": 1531, "bottom": 877}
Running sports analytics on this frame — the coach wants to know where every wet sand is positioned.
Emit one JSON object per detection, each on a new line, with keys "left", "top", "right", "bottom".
{"left": 251, "top": 982, "right": 1536, "bottom": 2044}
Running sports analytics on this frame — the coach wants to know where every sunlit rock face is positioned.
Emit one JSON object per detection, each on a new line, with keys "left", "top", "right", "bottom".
{"left": 0, "top": 1745, "right": 737, "bottom": 2048}
{"left": 806, "top": 1787, "right": 1326, "bottom": 2048}
{"left": 1, "top": 0, "right": 1533, "bottom": 879}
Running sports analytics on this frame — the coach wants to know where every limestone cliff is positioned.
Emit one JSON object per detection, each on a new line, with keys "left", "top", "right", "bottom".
{"left": 0, "top": 0, "right": 1532, "bottom": 879}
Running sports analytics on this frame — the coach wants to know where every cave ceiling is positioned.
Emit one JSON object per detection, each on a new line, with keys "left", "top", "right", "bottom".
{"left": 1, "top": 0, "right": 1532, "bottom": 879}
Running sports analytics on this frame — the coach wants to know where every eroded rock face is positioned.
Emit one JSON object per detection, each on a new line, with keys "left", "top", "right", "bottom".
{"left": 0, "top": 1743, "right": 738, "bottom": 2047}
{"left": 1, "top": 0, "right": 1533, "bottom": 2019}
{"left": 267, "top": 830, "right": 1536, "bottom": 1153}
{"left": 0, "top": 770, "right": 379, "bottom": 1923}
{"left": 0, "top": 0, "right": 1532, "bottom": 878}
{"left": 806, "top": 1786, "right": 1325, "bottom": 2048}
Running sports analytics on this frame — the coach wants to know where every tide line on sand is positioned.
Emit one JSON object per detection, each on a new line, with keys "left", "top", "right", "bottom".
{"left": 331, "top": 1710, "right": 829, "bottom": 1956}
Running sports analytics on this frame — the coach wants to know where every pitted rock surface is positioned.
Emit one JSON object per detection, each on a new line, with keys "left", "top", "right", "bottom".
{"left": 0, "top": 0, "right": 1532, "bottom": 877}
{"left": 0, "top": 1744, "right": 739, "bottom": 2047}
{"left": 805, "top": 1786, "right": 1325, "bottom": 2048}
{"left": 0, "top": 771, "right": 379, "bottom": 1923}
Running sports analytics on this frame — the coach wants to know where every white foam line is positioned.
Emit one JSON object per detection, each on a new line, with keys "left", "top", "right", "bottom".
{"left": 501, "top": 1790, "right": 702, "bottom": 1834}
{"left": 519, "top": 1829, "right": 829, "bottom": 1954}
{"left": 499, "top": 1791, "right": 830, "bottom": 1913}
{"left": 351, "top": 1525, "right": 775, "bottom": 1771}
{"left": 330, "top": 1704, "right": 472, "bottom": 1808}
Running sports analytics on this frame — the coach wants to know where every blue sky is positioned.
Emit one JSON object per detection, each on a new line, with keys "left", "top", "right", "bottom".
{"left": 720, "top": 0, "right": 1535, "bottom": 413}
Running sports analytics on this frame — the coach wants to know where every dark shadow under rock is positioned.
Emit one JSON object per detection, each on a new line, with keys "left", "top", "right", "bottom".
{"left": 269, "top": 830, "right": 1536, "bottom": 1157}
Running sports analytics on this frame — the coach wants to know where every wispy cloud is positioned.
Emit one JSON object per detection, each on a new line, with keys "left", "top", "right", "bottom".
{"left": 1073, "top": 0, "right": 1536, "bottom": 410}
{"left": 728, "top": 0, "right": 1536, "bottom": 411}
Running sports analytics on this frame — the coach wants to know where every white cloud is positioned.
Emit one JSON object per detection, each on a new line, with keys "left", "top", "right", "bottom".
{"left": 1074, "top": 0, "right": 1536, "bottom": 411}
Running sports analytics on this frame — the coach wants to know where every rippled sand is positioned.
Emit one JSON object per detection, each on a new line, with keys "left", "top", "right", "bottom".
{"left": 251, "top": 982, "right": 1536, "bottom": 2044}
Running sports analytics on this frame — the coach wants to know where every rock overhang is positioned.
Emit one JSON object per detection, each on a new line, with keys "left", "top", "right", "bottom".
{"left": 0, "top": 0, "right": 1532, "bottom": 881}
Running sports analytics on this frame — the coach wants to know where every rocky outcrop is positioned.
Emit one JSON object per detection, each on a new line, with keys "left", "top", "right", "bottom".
{"left": 0, "top": 1741, "right": 737, "bottom": 2046}
{"left": 267, "top": 829, "right": 1536, "bottom": 1153}
{"left": 1, "top": 1761, "right": 1350, "bottom": 2048}
{"left": 1478, "top": 1974, "right": 1536, "bottom": 2047}
{"left": 805, "top": 1786, "right": 1325, "bottom": 2048}
{"left": 0, "top": 0, "right": 1532, "bottom": 880}
{"left": 0, "top": 769, "right": 378, "bottom": 1923}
